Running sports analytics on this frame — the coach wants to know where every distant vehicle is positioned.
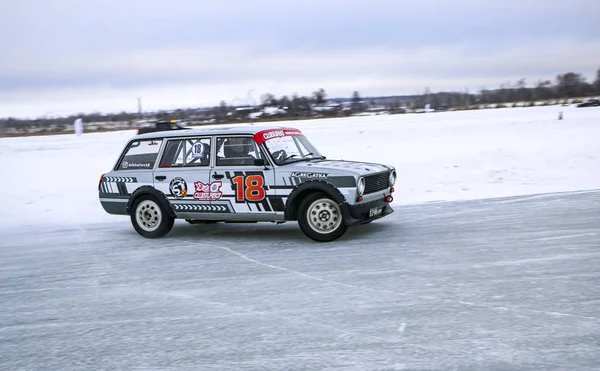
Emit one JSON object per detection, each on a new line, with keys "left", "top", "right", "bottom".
{"left": 137, "top": 120, "right": 190, "bottom": 135}
{"left": 98, "top": 125, "right": 397, "bottom": 242}
{"left": 577, "top": 99, "right": 600, "bottom": 108}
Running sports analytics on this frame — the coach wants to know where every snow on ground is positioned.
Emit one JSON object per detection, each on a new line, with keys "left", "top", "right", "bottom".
{"left": 1, "top": 105, "right": 599, "bottom": 230}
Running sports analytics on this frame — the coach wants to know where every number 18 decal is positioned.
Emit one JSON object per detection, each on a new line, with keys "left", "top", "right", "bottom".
{"left": 232, "top": 175, "right": 265, "bottom": 202}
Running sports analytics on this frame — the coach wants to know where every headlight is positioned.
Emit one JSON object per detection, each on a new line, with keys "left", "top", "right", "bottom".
{"left": 389, "top": 170, "right": 396, "bottom": 187}
{"left": 357, "top": 177, "right": 365, "bottom": 195}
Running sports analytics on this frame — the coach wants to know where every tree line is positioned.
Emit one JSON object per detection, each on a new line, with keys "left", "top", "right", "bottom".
{"left": 1, "top": 68, "right": 599, "bottom": 135}
{"left": 404, "top": 70, "right": 600, "bottom": 109}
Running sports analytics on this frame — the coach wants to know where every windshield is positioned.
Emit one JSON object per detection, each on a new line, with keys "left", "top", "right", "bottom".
{"left": 253, "top": 128, "right": 324, "bottom": 165}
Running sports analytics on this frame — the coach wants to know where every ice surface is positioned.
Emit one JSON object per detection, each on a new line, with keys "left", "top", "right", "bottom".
{"left": 0, "top": 191, "right": 599, "bottom": 370}
{"left": 1, "top": 105, "right": 599, "bottom": 230}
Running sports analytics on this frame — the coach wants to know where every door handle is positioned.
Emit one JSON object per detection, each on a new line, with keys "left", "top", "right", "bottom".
{"left": 155, "top": 175, "right": 166, "bottom": 181}
{"left": 212, "top": 173, "right": 224, "bottom": 180}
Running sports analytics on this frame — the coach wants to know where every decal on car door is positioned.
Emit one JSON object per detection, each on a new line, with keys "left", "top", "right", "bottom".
{"left": 216, "top": 170, "right": 285, "bottom": 213}
{"left": 169, "top": 177, "right": 188, "bottom": 199}
{"left": 166, "top": 177, "right": 231, "bottom": 212}
{"left": 192, "top": 181, "right": 223, "bottom": 201}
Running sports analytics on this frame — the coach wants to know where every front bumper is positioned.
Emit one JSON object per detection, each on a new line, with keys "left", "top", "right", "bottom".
{"left": 340, "top": 197, "right": 394, "bottom": 226}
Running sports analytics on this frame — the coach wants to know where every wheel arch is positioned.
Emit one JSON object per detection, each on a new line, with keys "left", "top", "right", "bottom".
{"left": 126, "top": 186, "right": 176, "bottom": 218}
{"left": 284, "top": 180, "right": 347, "bottom": 221}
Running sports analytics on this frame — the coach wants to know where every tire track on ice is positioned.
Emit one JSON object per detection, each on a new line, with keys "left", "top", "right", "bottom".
{"left": 74, "top": 227, "right": 447, "bottom": 358}
{"left": 190, "top": 239, "right": 600, "bottom": 322}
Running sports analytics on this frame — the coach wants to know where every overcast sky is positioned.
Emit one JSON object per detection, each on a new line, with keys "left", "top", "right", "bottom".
{"left": 2, "top": 0, "right": 600, "bottom": 118}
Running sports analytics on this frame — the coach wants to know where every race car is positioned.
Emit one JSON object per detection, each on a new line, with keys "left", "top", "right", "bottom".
{"left": 136, "top": 119, "right": 190, "bottom": 135}
{"left": 98, "top": 125, "right": 396, "bottom": 242}
{"left": 577, "top": 99, "right": 600, "bottom": 108}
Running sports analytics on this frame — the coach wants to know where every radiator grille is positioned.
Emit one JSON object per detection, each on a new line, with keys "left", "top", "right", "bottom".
{"left": 363, "top": 171, "right": 390, "bottom": 194}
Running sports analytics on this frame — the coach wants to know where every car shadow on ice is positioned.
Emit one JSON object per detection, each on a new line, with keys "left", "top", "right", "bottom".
{"left": 161, "top": 219, "right": 396, "bottom": 245}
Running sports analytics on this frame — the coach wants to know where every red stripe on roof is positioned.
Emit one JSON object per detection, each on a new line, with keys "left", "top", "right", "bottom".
{"left": 253, "top": 128, "right": 304, "bottom": 145}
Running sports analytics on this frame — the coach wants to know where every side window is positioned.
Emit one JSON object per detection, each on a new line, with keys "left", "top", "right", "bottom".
{"left": 117, "top": 139, "right": 163, "bottom": 170}
{"left": 216, "top": 136, "right": 264, "bottom": 166}
{"left": 159, "top": 137, "right": 211, "bottom": 168}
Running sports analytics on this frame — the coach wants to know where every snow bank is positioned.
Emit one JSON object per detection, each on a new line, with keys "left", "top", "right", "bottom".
{"left": 1, "top": 105, "right": 599, "bottom": 230}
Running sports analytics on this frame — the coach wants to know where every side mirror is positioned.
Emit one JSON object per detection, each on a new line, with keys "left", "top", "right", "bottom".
{"left": 254, "top": 158, "right": 266, "bottom": 166}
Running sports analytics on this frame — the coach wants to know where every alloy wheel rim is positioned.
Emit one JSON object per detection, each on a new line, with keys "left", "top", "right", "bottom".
{"left": 136, "top": 200, "right": 162, "bottom": 232}
{"left": 307, "top": 198, "right": 342, "bottom": 234}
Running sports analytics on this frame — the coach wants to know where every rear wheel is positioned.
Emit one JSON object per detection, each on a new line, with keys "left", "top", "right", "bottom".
{"left": 130, "top": 195, "right": 174, "bottom": 238}
{"left": 297, "top": 192, "right": 347, "bottom": 242}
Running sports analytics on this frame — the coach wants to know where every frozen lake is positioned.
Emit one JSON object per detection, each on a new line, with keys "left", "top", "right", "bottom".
{"left": 1, "top": 105, "right": 599, "bottom": 370}
{"left": 1, "top": 190, "right": 599, "bottom": 370}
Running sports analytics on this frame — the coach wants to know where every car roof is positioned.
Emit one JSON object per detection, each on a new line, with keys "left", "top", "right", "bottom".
{"left": 134, "top": 124, "right": 298, "bottom": 140}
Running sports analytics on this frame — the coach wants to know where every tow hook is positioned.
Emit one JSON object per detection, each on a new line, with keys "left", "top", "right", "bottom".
{"left": 383, "top": 193, "right": 394, "bottom": 203}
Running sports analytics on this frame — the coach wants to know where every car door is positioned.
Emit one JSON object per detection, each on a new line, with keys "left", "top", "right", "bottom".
{"left": 210, "top": 135, "right": 280, "bottom": 219}
{"left": 152, "top": 136, "right": 215, "bottom": 214}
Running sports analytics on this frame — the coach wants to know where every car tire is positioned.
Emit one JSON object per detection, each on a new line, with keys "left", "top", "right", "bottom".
{"left": 297, "top": 192, "right": 348, "bottom": 242}
{"left": 130, "top": 195, "right": 174, "bottom": 238}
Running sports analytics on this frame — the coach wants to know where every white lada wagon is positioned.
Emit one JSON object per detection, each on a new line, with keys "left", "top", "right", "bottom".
{"left": 98, "top": 125, "right": 397, "bottom": 242}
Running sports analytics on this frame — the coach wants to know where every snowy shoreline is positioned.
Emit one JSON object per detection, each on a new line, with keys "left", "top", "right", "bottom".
{"left": 1, "top": 105, "right": 599, "bottom": 230}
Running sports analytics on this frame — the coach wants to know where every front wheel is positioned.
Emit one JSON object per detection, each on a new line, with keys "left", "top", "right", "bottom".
{"left": 297, "top": 192, "right": 348, "bottom": 242}
{"left": 130, "top": 195, "right": 174, "bottom": 238}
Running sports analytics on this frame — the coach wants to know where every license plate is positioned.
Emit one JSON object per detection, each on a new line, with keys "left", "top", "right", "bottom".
{"left": 369, "top": 207, "right": 382, "bottom": 217}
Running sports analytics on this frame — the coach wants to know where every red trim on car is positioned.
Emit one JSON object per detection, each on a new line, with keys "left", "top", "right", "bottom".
{"left": 253, "top": 128, "right": 304, "bottom": 145}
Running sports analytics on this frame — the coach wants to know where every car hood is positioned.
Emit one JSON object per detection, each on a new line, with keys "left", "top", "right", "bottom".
{"left": 284, "top": 159, "right": 394, "bottom": 177}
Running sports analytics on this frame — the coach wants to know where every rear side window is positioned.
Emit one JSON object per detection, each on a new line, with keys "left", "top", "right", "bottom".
{"left": 117, "top": 139, "right": 163, "bottom": 170}
{"left": 159, "top": 137, "right": 211, "bottom": 167}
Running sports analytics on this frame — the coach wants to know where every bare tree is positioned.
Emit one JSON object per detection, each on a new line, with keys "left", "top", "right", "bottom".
{"left": 556, "top": 72, "right": 586, "bottom": 98}
{"left": 260, "top": 93, "right": 277, "bottom": 107}
{"left": 351, "top": 91, "right": 362, "bottom": 112}
{"left": 312, "top": 88, "right": 326, "bottom": 105}
{"left": 534, "top": 80, "right": 553, "bottom": 100}
{"left": 516, "top": 78, "right": 530, "bottom": 101}
{"left": 217, "top": 100, "right": 229, "bottom": 121}
{"left": 279, "top": 95, "right": 291, "bottom": 109}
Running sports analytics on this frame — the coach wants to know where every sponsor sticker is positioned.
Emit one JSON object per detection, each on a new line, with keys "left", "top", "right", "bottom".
{"left": 169, "top": 177, "right": 188, "bottom": 199}
{"left": 193, "top": 181, "right": 223, "bottom": 201}
{"left": 263, "top": 130, "right": 285, "bottom": 140}
{"left": 253, "top": 128, "right": 304, "bottom": 144}
{"left": 291, "top": 172, "right": 328, "bottom": 179}
{"left": 122, "top": 161, "right": 151, "bottom": 169}
{"left": 191, "top": 142, "right": 206, "bottom": 159}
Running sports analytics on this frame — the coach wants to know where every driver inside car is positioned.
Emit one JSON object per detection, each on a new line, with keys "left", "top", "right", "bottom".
{"left": 223, "top": 137, "right": 257, "bottom": 165}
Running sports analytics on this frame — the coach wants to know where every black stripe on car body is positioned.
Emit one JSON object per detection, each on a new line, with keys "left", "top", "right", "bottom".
{"left": 326, "top": 176, "right": 357, "bottom": 188}
{"left": 267, "top": 196, "right": 285, "bottom": 212}
{"left": 117, "top": 183, "right": 129, "bottom": 196}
